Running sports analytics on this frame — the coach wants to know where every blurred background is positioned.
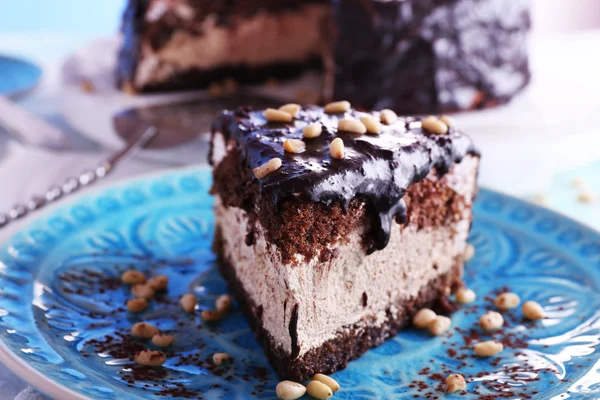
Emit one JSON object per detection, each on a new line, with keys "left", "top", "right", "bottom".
{"left": 0, "top": 0, "right": 598, "bottom": 227}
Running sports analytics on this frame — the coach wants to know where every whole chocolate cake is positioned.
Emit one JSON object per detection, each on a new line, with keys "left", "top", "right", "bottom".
{"left": 118, "top": 0, "right": 530, "bottom": 113}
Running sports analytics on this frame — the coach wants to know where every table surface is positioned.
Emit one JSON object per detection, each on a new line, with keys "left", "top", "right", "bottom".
{"left": 0, "top": 6, "right": 599, "bottom": 400}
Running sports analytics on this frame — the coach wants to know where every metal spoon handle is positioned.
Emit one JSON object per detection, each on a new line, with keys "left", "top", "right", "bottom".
{"left": 0, "top": 127, "right": 157, "bottom": 229}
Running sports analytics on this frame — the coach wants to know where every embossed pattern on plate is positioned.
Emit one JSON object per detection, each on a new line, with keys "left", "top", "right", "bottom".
{"left": 0, "top": 167, "right": 599, "bottom": 399}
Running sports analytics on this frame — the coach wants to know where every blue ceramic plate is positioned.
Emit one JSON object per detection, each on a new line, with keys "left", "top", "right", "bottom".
{"left": 0, "top": 55, "right": 42, "bottom": 97}
{"left": 0, "top": 167, "right": 599, "bottom": 399}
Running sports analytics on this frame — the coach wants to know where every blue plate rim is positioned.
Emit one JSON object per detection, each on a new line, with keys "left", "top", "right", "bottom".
{"left": 0, "top": 165, "right": 598, "bottom": 400}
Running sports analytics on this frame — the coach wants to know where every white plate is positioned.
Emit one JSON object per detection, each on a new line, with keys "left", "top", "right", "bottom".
{"left": 60, "top": 33, "right": 600, "bottom": 194}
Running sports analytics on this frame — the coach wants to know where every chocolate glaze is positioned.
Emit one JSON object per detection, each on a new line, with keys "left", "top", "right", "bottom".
{"left": 211, "top": 106, "right": 478, "bottom": 252}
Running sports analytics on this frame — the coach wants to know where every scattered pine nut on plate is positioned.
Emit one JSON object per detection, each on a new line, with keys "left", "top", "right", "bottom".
{"left": 494, "top": 292, "right": 520, "bottom": 310}
{"left": 429, "top": 315, "right": 451, "bottom": 336}
{"left": 121, "top": 270, "right": 146, "bottom": 285}
{"left": 455, "top": 287, "right": 476, "bottom": 304}
{"left": 480, "top": 311, "right": 504, "bottom": 331}
{"left": 474, "top": 341, "right": 503, "bottom": 357}
{"left": 276, "top": 381, "right": 306, "bottom": 400}
{"left": 413, "top": 308, "right": 437, "bottom": 329}
{"left": 523, "top": 300, "right": 545, "bottom": 320}
{"left": 306, "top": 380, "right": 333, "bottom": 399}
{"left": 445, "top": 374, "right": 466, "bottom": 393}
{"left": 312, "top": 373, "right": 340, "bottom": 392}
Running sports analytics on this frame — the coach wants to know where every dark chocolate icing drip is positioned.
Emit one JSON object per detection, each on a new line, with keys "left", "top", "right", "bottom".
{"left": 289, "top": 304, "right": 300, "bottom": 359}
{"left": 212, "top": 106, "right": 478, "bottom": 252}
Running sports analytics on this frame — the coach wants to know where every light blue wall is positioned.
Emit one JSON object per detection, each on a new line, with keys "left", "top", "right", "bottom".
{"left": 0, "top": 0, "right": 126, "bottom": 34}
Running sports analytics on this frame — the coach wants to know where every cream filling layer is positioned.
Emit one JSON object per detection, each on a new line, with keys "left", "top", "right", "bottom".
{"left": 136, "top": 4, "right": 329, "bottom": 87}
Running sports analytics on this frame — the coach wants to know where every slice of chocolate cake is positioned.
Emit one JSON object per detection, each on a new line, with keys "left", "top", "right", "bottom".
{"left": 118, "top": 0, "right": 530, "bottom": 113}
{"left": 210, "top": 102, "right": 479, "bottom": 381}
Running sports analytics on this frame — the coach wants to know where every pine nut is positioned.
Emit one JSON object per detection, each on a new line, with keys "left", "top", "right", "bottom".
{"left": 480, "top": 311, "right": 504, "bottom": 331}
{"left": 135, "top": 350, "right": 166, "bottom": 367}
{"left": 264, "top": 108, "right": 293, "bottom": 123}
{"left": 532, "top": 194, "right": 549, "bottom": 206}
{"left": 303, "top": 123, "right": 322, "bottom": 139}
{"left": 474, "top": 341, "right": 503, "bottom": 357}
{"left": 413, "top": 308, "right": 437, "bottom": 329}
{"left": 313, "top": 374, "right": 340, "bottom": 392}
{"left": 380, "top": 109, "right": 398, "bottom": 125}
{"left": 494, "top": 292, "right": 520, "bottom": 310}
{"left": 148, "top": 275, "right": 169, "bottom": 291}
{"left": 283, "top": 139, "right": 306, "bottom": 153}
{"left": 572, "top": 177, "right": 585, "bottom": 188}
{"left": 122, "top": 81, "right": 136, "bottom": 95}
{"left": 127, "top": 298, "right": 148, "bottom": 313}
{"left": 578, "top": 191, "right": 596, "bottom": 204}
{"left": 329, "top": 138, "right": 344, "bottom": 159}
{"left": 445, "top": 374, "right": 466, "bottom": 393}
{"left": 276, "top": 381, "right": 306, "bottom": 400}
{"left": 294, "top": 88, "right": 319, "bottom": 104}
{"left": 223, "top": 78, "right": 238, "bottom": 94}
{"left": 306, "top": 380, "right": 333, "bottom": 399}
{"left": 216, "top": 294, "right": 233, "bottom": 314}
{"left": 522, "top": 300, "right": 544, "bottom": 320}
{"left": 201, "top": 310, "right": 222, "bottom": 322}
{"left": 439, "top": 115, "right": 456, "bottom": 128}
{"left": 429, "top": 315, "right": 452, "bottom": 336}
{"left": 131, "top": 322, "right": 159, "bottom": 339}
{"left": 131, "top": 284, "right": 155, "bottom": 299}
{"left": 212, "top": 352, "right": 231, "bottom": 365}
{"left": 421, "top": 116, "right": 448, "bottom": 135}
{"left": 360, "top": 115, "right": 382, "bottom": 134}
{"left": 266, "top": 78, "right": 279, "bottom": 88}
{"left": 338, "top": 118, "right": 366, "bottom": 134}
{"left": 463, "top": 244, "right": 475, "bottom": 261}
{"left": 253, "top": 158, "right": 282, "bottom": 179}
{"left": 208, "top": 82, "right": 224, "bottom": 98}
{"left": 180, "top": 293, "right": 197, "bottom": 313}
{"left": 152, "top": 334, "right": 174, "bottom": 347}
{"left": 279, "top": 103, "right": 301, "bottom": 117}
{"left": 80, "top": 79, "right": 95, "bottom": 93}
{"left": 455, "top": 287, "right": 476, "bottom": 304}
{"left": 121, "top": 270, "right": 146, "bottom": 285}
{"left": 324, "top": 100, "right": 350, "bottom": 114}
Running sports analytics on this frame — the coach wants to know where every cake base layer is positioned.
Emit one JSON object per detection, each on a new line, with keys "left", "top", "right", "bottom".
{"left": 214, "top": 226, "right": 463, "bottom": 381}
